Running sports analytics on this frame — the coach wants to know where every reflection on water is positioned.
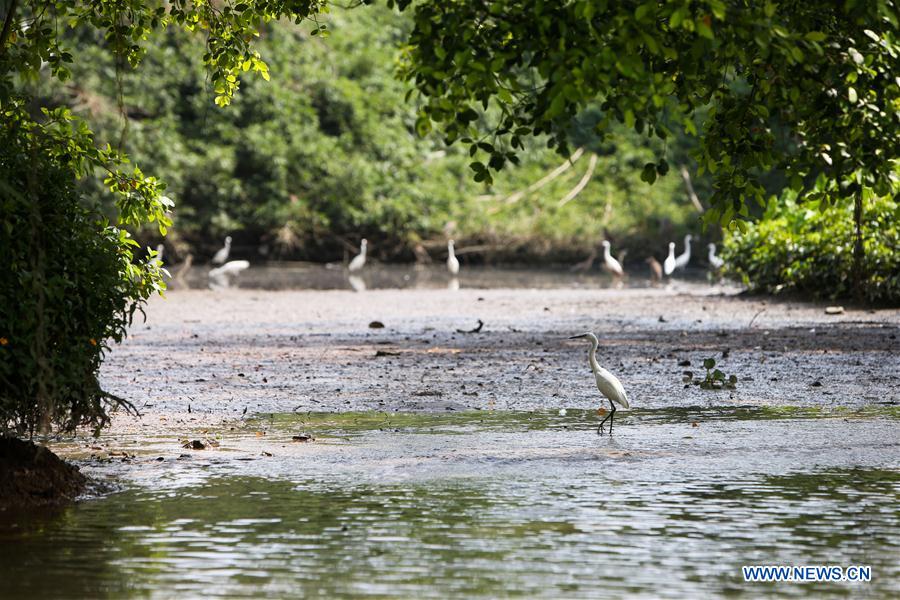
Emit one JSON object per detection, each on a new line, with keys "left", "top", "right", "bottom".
{"left": 171, "top": 263, "right": 716, "bottom": 291}
{"left": 2, "top": 471, "right": 896, "bottom": 598}
{"left": 2, "top": 409, "right": 897, "bottom": 598}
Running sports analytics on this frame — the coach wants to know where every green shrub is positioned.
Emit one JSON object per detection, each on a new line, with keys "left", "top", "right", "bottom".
{"left": 722, "top": 191, "right": 900, "bottom": 305}
{"left": 0, "top": 124, "right": 163, "bottom": 436}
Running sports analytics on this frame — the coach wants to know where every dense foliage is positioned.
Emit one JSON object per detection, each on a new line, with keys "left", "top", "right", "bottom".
{"left": 722, "top": 190, "right": 900, "bottom": 304}
{"left": 41, "top": 8, "right": 700, "bottom": 262}
{"left": 0, "top": 122, "right": 165, "bottom": 435}
{"left": 395, "top": 0, "right": 900, "bottom": 235}
{"left": 1, "top": 0, "right": 326, "bottom": 434}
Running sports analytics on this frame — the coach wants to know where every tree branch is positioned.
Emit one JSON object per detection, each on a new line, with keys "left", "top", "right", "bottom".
{"left": 0, "top": 0, "right": 20, "bottom": 57}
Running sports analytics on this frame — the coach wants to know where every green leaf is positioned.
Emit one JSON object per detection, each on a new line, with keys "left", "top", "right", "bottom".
{"left": 640, "top": 163, "right": 657, "bottom": 184}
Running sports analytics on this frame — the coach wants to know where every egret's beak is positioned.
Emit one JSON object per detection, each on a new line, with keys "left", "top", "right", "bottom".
{"left": 568, "top": 334, "right": 588, "bottom": 339}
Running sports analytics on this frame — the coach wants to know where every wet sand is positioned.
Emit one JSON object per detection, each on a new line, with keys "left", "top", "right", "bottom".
{"left": 99, "top": 283, "right": 900, "bottom": 427}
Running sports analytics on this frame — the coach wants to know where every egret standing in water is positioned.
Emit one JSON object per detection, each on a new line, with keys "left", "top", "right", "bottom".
{"left": 708, "top": 243, "right": 724, "bottom": 270}
{"left": 674, "top": 234, "right": 692, "bottom": 270}
{"left": 208, "top": 259, "right": 250, "bottom": 290}
{"left": 663, "top": 242, "right": 677, "bottom": 276}
{"left": 348, "top": 239, "right": 367, "bottom": 272}
{"left": 600, "top": 240, "right": 624, "bottom": 278}
{"left": 212, "top": 236, "right": 232, "bottom": 265}
{"left": 447, "top": 240, "right": 460, "bottom": 275}
{"left": 568, "top": 332, "right": 630, "bottom": 434}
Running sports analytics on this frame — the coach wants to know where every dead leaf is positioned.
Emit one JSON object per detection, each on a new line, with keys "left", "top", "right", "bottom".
{"left": 597, "top": 407, "right": 608, "bottom": 416}
{"left": 692, "top": 422, "right": 699, "bottom": 427}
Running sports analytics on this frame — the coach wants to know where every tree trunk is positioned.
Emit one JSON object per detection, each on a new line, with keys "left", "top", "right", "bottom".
{"left": 0, "top": 0, "right": 19, "bottom": 56}
{"left": 853, "top": 191, "right": 865, "bottom": 302}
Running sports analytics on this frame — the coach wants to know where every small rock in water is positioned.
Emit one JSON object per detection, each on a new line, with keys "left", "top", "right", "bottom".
{"left": 825, "top": 306, "right": 844, "bottom": 315}
{"left": 292, "top": 434, "right": 315, "bottom": 443}
{"left": 558, "top": 408, "right": 567, "bottom": 416}
{"left": 369, "top": 320, "right": 385, "bottom": 328}
{"left": 182, "top": 440, "right": 205, "bottom": 450}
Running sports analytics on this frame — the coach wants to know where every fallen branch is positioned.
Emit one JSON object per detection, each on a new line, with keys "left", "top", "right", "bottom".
{"left": 502, "top": 147, "right": 585, "bottom": 205}
{"left": 557, "top": 153, "right": 598, "bottom": 207}
{"left": 679, "top": 166, "right": 705, "bottom": 213}
{"left": 456, "top": 319, "right": 484, "bottom": 334}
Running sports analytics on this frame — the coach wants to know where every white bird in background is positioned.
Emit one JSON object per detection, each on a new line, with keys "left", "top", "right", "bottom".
{"left": 600, "top": 240, "right": 624, "bottom": 277}
{"left": 208, "top": 259, "right": 250, "bottom": 290}
{"left": 153, "top": 243, "right": 165, "bottom": 265}
{"left": 708, "top": 243, "right": 724, "bottom": 270}
{"left": 212, "top": 236, "right": 232, "bottom": 265}
{"left": 348, "top": 239, "right": 368, "bottom": 272}
{"left": 663, "top": 242, "right": 677, "bottom": 276}
{"left": 569, "top": 332, "right": 630, "bottom": 434}
{"left": 208, "top": 259, "right": 250, "bottom": 279}
{"left": 674, "top": 234, "right": 692, "bottom": 270}
{"left": 447, "top": 240, "right": 460, "bottom": 275}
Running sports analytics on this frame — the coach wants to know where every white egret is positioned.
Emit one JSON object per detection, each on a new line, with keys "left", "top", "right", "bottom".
{"left": 663, "top": 242, "right": 676, "bottom": 276}
{"left": 645, "top": 256, "right": 662, "bottom": 282}
{"left": 154, "top": 243, "right": 165, "bottom": 265}
{"left": 348, "top": 274, "right": 367, "bottom": 292}
{"left": 208, "top": 259, "right": 249, "bottom": 290}
{"left": 708, "top": 243, "right": 724, "bottom": 270}
{"left": 212, "top": 236, "right": 232, "bottom": 265}
{"left": 600, "top": 241, "right": 624, "bottom": 277}
{"left": 348, "top": 239, "right": 367, "bottom": 272}
{"left": 674, "top": 234, "right": 692, "bottom": 270}
{"left": 447, "top": 240, "right": 460, "bottom": 275}
{"left": 208, "top": 259, "right": 249, "bottom": 279}
{"left": 568, "top": 332, "right": 630, "bottom": 434}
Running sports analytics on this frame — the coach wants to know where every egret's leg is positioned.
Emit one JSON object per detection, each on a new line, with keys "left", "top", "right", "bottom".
{"left": 597, "top": 401, "right": 614, "bottom": 434}
{"left": 608, "top": 400, "right": 616, "bottom": 434}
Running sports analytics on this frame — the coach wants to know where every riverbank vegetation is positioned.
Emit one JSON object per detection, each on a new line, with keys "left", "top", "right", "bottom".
{"left": 723, "top": 191, "right": 900, "bottom": 304}
{"left": 37, "top": 7, "right": 701, "bottom": 263}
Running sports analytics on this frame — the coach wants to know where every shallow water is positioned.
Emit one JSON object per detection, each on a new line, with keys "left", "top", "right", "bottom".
{"left": 2, "top": 409, "right": 898, "bottom": 598}
{"left": 175, "top": 263, "right": 716, "bottom": 291}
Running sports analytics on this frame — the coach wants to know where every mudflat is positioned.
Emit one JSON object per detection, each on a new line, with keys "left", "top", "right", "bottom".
{"left": 99, "top": 284, "right": 899, "bottom": 423}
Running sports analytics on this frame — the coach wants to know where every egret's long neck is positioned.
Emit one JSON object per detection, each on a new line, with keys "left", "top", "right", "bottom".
{"left": 448, "top": 244, "right": 455, "bottom": 259}
{"left": 602, "top": 245, "right": 611, "bottom": 260}
{"left": 708, "top": 246, "right": 716, "bottom": 261}
{"left": 588, "top": 339, "right": 601, "bottom": 372}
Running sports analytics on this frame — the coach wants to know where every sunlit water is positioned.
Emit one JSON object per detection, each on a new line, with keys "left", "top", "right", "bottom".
{"left": 2, "top": 409, "right": 898, "bottom": 598}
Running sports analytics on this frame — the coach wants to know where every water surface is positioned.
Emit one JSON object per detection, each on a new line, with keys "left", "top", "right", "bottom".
{"left": 2, "top": 409, "right": 897, "bottom": 598}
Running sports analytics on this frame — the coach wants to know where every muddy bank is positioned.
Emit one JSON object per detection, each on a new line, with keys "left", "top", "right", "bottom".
{"left": 0, "top": 437, "right": 86, "bottom": 511}
{"left": 98, "top": 284, "right": 899, "bottom": 428}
